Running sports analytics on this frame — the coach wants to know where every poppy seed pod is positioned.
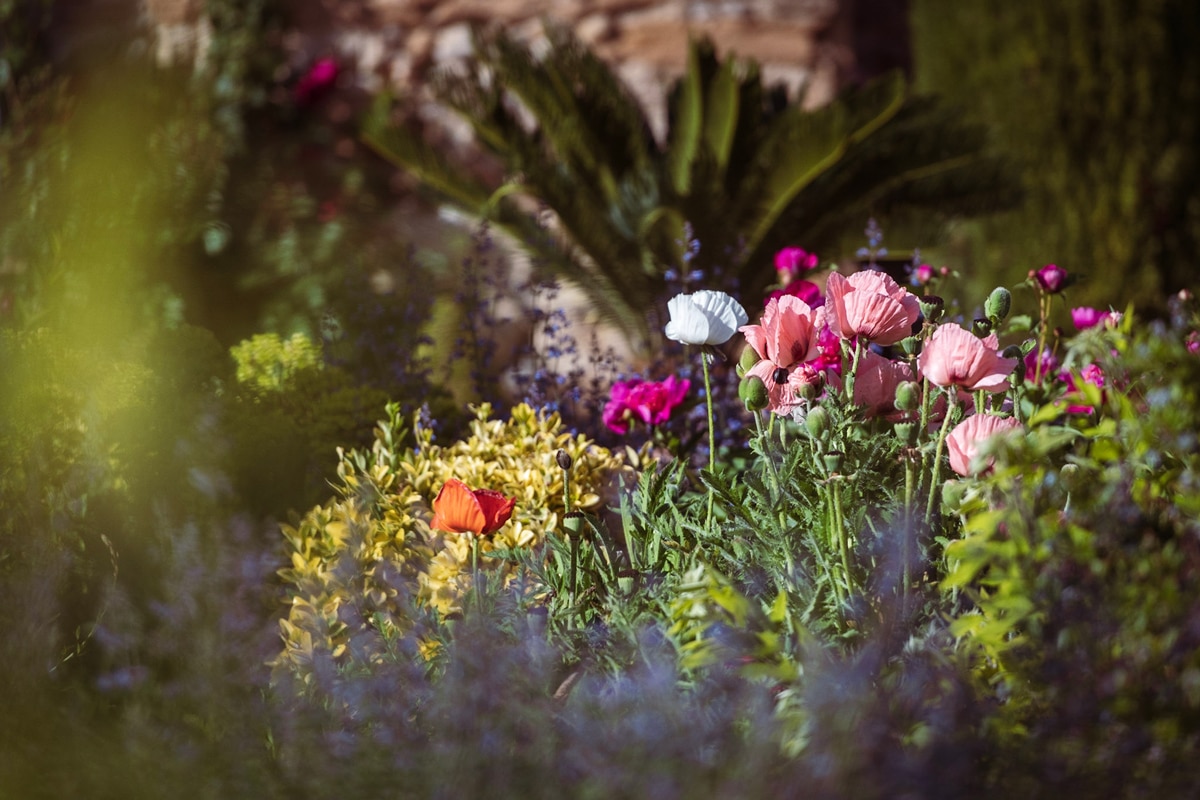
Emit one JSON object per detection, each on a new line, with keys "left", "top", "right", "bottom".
{"left": 738, "top": 375, "right": 770, "bottom": 412}
{"left": 919, "top": 295, "right": 945, "bottom": 323}
{"left": 985, "top": 287, "right": 1012, "bottom": 324}
{"left": 556, "top": 449, "right": 573, "bottom": 471}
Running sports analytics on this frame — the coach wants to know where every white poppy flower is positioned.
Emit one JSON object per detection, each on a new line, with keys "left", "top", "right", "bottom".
{"left": 664, "top": 290, "right": 749, "bottom": 346}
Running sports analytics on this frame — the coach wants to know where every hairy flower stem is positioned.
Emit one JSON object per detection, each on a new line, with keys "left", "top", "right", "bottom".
{"left": 470, "top": 535, "right": 482, "bottom": 615}
{"left": 832, "top": 478, "right": 854, "bottom": 602}
{"left": 903, "top": 452, "right": 918, "bottom": 609}
{"left": 925, "top": 390, "right": 958, "bottom": 527}
{"left": 702, "top": 350, "right": 716, "bottom": 530}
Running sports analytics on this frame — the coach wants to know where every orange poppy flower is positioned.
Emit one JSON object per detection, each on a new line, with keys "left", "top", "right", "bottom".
{"left": 429, "top": 479, "right": 516, "bottom": 535}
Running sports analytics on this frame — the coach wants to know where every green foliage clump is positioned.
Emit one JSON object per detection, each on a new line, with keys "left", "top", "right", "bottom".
{"left": 270, "top": 402, "right": 628, "bottom": 689}
{"left": 945, "top": 305, "right": 1200, "bottom": 793}
{"left": 226, "top": 332, "right": 392, "bottom": 514}
{"left": 911, "top": 0, "right": 1200, "bottom": 313}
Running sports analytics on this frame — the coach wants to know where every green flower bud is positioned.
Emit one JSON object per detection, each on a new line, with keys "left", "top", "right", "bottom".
{"left": 985, "top": 286, "right": 1012, "bottom": 323}
{"left": 1003, "top": 345, "right": 1026, "bottom": 385}
{"left": 739, "top": 375, "right": 770, "bottom": 412}
{"left": 1059, "top": 463, "right": 1082, "bottom": 492}
{"left": 894, "top": 380, "right": 921, "bottom": 412}
{"left": 796, "top": 378, "right": 818, "bottom": 402}
{"left": 942, "top": 479, "right": 968, "bottom": 512}
{"left": 919, "top": 295, "right": 945, "bottom": 323}
{"left": 737, "top": 345, "right": 761, "bottom": 378}
{"left": 805, "top": 406, "right": 830, "bottom": 437}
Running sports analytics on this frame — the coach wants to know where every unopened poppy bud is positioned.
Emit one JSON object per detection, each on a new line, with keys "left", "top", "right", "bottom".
{"left": 737, "top": 345, "right": 761, "bottom": 378}
{"left": 805, "top": 406, "right": 830, "bottom": 437}
{"left": 919, "top": 295, "right": 945, "bottom": 323}
{"left": 894, "top": 381, "right": 921, "bottom": 412}
{"left": 942, "top": 479, "right": 967, "bottom": 512}
{"left": 1059, "top": 463, "right": 1082, "bottom": 492}
{"left": 556, "top": 449, "right": 573, "bottom": 471}
{"left": 796, "top": 378, "right": 818, "bottom": 402}
{"left": 972, "top": 318, "right": 992, "bottom": 338}
{"left": 738, "top": 375, "right": 770, "bottom": 412}
{"left": 985, "top": 287, "right": 1012, "bottom": 324}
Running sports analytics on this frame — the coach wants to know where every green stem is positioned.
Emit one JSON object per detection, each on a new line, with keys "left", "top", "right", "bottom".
{"left": 702, "top": 350, "right": 716, "bottom": 530}
{"left": 470, "top": 535, "right": 482, "bottom": 615}
{"left": 832, "top": 478, "right": 854, "bottom": 602}
{"left": 925, "top": 390, "right": 958, "bottom": 528}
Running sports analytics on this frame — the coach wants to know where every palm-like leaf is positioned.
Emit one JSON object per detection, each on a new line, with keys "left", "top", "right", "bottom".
{"left": 363, "top": 25, "right": 1015, "bottom": 352}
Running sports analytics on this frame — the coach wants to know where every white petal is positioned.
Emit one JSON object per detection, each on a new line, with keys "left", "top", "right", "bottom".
{"left": 665, "top": 294, "right": 711, "bottom": 345}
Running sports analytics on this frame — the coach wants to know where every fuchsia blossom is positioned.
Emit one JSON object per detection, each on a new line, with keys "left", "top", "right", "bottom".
{"left": 1024, "top": 348, "right": 1058, "bottom": 384}
{"left": 602, "top": 376, "right": 690, "bottom": 434}
{"left": 918, "top": 323, "right": 1018, "bottom": 392}
{"left": 946, "top": 414, "right": 1023, "bottom": 477}
{"left": 912, "top": 263, "right": 934, "bottom": 286}
{"left": 1032, "top": 263, "right": 1069, "bottom": 294}
{"left": 1187, "top": 331, "right": 1200, "bottom": 355}
{"left": 824, "top": 270, "right": 921, "bottom": 346}
{"left": 1071, "top": 306, "right": 1122, "bottom": 330}
{"left": 295, "top": 57, "right": 340, "bottom": 106}
{"left": 739, "top": 295, "right": 824, "bottom": 414}
{"left": 774, "top": 247, "right": 820, "bottom": 282}
{"left": 1057, "top": 363, "right": 1106, "bottom": 414}
{"left": 765, "top": 279, "right": 823, "bottom": 308}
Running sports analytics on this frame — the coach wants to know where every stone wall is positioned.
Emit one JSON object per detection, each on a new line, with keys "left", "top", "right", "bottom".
{"left": 146, "top": 0, "right": 852, "bottom": 130}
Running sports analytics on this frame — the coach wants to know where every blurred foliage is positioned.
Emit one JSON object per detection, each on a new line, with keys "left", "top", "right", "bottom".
{"left": 365, "top": 26, "right": 1016, "bottom": 351}
{"left": 911, "top": 0, "right": 1200, "bottom": 316}
{"left": 945, "top": 297, "right": 1200, "bottom": 795}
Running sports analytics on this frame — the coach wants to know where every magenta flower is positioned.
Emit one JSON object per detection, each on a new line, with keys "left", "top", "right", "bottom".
{"left": 824, "top": 270, "right": 921, "bottom": 346}
{"left": 1033, "top": 263, "right": 1068, "bottom": 294}
{"left": 739, "top": 295, "right": 823, "bottom": 414}
{"left": 602, "top": 376, "right": 691, "bottom": 434}
{"left": 1187, "top": 331, "right": 1200, "bottom": 355}
{"left": 765, "top": 278, "right": 823, "bottom": 308}
{"left": 912, "top": 263, "right": 934, "bottom": 287}
{"left": 774, "top": 247, "right": 819, "bottom": 283}
{"left": 295, "top": 57, "right": 340, "bottom": 106}
{"left": 1024, "top": 348, "right": 1058, "bottom": 384}
{"left": 852, "top": 351, "right": 916, "bottom": 419}
{"left": 947, "top": 413, "right": 1023, "bottom": 477}
{"left": 1070, "top": 306, "right": 1121, "bottom": 330}
{"left": 1057, "top": 363, "right": 1105, "bottom": 414}
{"left": 917, "top": 323, "right": 1018, "bottom": 392}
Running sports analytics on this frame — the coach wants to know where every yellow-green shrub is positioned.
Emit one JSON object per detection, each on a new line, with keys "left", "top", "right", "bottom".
{"left": 271, "top": 402, "right": 628, "bottom": 686}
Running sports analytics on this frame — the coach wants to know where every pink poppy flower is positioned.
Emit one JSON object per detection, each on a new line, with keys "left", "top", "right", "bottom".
{"left": 947, "top": 414, "right": 1023, "bottom": 477}
{"left": 602, "top": 376, "right": 691, "bottom": 434}
{"left": 1070, "top": 306, "right": 1121, "bottom": 330}
{"left": 853, "top": 351, "right": 916, "bottom": 419}
{"left": 824, "top": 270, "right": 921, "bottom": 346}
{"left": 812, "top": 320, "right": 842, "bottom": 375}
{"left": 765, "top": 279, "right": 823, "bottom": 308}
{"left": 917, "top": 323, "right": 1018, "bottom": 392}
{"left": 1032, "top": 263, "right": 1068, "bottom": 294}
{"left": 739, "top": 295, "right": 823, "bottom": 414}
